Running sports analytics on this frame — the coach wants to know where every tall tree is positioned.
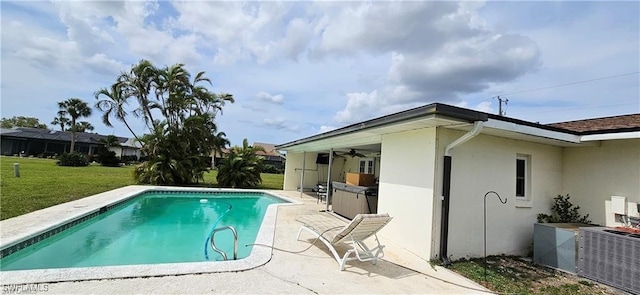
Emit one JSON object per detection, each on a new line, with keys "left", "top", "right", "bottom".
{"left": 57, "top": 98, "right": 92, "bottom": 152}
{"left": 99, "top": 60, "right": 234, "bottom": 185}
{"left": 95, "top": 82, "right": 141, "bottom": 143}
{"left": 51, "top": 111, "right": 70, "bottom": 131}
{"left": 71, "top": 121, "right": 94, "bottom": 133}
{"left": 1, "top": 116, "right": 47, "bottom": 129}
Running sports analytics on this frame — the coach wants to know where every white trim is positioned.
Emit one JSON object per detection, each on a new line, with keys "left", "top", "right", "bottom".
{"left": 515, "top": 154, "right": 531, "bottom": 202}
{"left": 484, "top": 118, "right": 581, "bottom": 143}
{"left": 580, "top": 131, "right": 640, "bottom": 141}
{"left": 359, "top": 158, "right": 375, "bottom": 174}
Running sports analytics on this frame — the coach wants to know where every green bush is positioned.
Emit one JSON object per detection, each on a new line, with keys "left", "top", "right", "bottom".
{"left": 97, "top": 148, "right": 120, "bottom": 167}
{"left": 261, "top": 164, "right": 280, "bottom": 174}
{"left": 537, "top": 194, "right": 591, "bottom": 224}
{"left": 57, "top": 152, "right": 89, "bottom": 167}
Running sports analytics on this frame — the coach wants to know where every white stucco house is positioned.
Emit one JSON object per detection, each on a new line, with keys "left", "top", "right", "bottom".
{"left": 275, "top": 103, "right": 640, "bottom": 263}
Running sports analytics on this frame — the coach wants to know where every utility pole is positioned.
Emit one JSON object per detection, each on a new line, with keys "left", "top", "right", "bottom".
{"left": 497, "top": 96, "right": 509, "bottom": 116}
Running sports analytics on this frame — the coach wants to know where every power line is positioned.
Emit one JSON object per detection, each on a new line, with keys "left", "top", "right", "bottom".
{"left": 494, "top": 72, "right": 640, "bottom": 96}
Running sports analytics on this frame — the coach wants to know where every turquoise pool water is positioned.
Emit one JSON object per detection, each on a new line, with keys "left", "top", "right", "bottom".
{"left": 0, "top": 191, "right": 286, "bottom": 271}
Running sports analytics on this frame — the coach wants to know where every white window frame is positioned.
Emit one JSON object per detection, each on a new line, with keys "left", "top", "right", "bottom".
{"left": 359, "top": 158, "right": 375, "bottom": 174}
{"left": 516, "top": 154, "right": 532, "bottom": 207}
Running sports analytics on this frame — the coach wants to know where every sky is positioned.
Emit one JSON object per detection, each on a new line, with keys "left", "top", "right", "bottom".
{"left": 1, "top": 1, "right": 638, "bottom": 146}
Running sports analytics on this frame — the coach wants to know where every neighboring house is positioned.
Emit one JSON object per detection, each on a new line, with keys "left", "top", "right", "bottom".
{"left": 275, "top": 103, "right": 640, "bottom": 262}
{"left": 253, "top": 142, "right": 286, "bottom": 169}
{"left": 107, "top": 137, "right": 143, "bottom": 160}
{"left": 0, "top": 127, "right": 140, "bottom": 159}
{"left": 209, "top": 142, "right": 285, "bottom": 169}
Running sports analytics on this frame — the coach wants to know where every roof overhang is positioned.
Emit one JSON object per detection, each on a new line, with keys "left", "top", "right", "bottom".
{"left": 276, "top": 103, "right": 487, "bottom": 153}
{"left": 276, "top": 103, "right": 636, "bottom": 153}
{"left": 580, "top": 131, "right": 640, "bottom": 141}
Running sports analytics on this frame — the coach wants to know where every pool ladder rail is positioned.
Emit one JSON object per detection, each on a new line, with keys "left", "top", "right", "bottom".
{"left": 209, "top": 226, "right": 238, "bottom": 260}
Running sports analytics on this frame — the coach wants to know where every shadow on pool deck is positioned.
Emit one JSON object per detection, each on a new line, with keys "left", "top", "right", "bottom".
{"left": 0, "top": 187, "right": 490, "bottom": 294}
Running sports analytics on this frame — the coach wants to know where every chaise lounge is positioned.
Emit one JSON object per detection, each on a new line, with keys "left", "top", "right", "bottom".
{"left": 296, "top": 213, "right": 393, "bottom": 271}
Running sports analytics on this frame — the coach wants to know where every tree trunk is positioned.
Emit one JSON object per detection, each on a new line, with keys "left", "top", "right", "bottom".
{"left": 70, "top": 118, "right": 76, "bottom": 152}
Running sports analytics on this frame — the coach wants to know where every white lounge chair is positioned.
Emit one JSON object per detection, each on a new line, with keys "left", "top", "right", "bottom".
{"left": 296, "top": 213, "right": 393, "bottom": 271}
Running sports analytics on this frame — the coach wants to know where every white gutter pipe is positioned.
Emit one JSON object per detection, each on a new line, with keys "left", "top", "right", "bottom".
{"left": 445, "top": 121, "right": 484, "bottom": 156}
{"left": 440, "top": 120, "right": 484, "bottom": 266}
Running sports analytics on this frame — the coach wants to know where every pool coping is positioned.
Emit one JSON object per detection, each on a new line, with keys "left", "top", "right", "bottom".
{"left": 0, "top": 185, "right": 301, "bottom": 284}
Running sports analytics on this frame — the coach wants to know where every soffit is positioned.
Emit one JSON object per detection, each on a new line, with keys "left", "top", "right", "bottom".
{"left": 282, "top": 115, "right": 467, "bottom": 152}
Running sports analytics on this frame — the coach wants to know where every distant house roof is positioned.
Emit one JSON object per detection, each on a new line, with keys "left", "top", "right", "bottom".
{"left": 548, "top": 114, "right": 640, "bottom": 134}
{"left": 0, "top": 127, "right": 131, "bottom": 145}
{"left": 253, "top": 142, "right": 282, "bottom": 157}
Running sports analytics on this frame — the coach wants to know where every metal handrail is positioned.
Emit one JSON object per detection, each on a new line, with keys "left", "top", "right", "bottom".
{"left": 209, "top": 226, "right": 238, "bottom": 261}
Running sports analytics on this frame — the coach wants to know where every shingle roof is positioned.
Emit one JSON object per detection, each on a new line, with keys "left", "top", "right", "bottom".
{"left": 0, "top": 127, "right": 129, "bottom": 144}
{"left": 253, "top": 142, "right": 281, "bottom": 157}
{"left": 548, "top": 114, "right": 640, "bottom": 134}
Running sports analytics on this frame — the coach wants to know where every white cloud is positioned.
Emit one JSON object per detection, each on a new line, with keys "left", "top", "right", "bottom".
{"left": 1, "top": 1, "right": 637, "bottom": 147}
{"left": 324, "top": 2, "right": 541, "bottom": 124}
{"left": 85, "top": 53, "right": 126, "bottom": 76}
{"left": 319, "top": 125, "right": 337, "bottom": 133}
{"left": 256, "top": 91, "right": 284, "bottom": 105}
{"left": 334, "top": 91, "right": 380, "bottom": 124}
{"left": 475, "top": 101, "right": 494, "bottom": 113}
{"left": 263, "top": 117, "right": 299, "bottom": 132}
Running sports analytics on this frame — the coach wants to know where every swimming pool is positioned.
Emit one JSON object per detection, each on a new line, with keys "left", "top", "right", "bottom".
{"left": 0, "top": 186, "right": 299, "bottom": 283}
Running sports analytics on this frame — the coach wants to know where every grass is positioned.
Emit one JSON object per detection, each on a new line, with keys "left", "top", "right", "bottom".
{"left": 450, "top": 256, "right": 614, "bottom": 295}
{"left": 1, "top": 156, "right": 284, "bottom": 220}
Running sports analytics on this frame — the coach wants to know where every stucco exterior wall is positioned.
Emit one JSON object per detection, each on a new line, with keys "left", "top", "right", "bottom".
{"left": 283, "top": 152, "right": 320, "bottom": 191}
{"left": 436, "top": 128, "right": 563, "bottom": 259}
{"left": 562, "top": 138, "right": 640, "bottom": 225}
{"left": 283, "top": 152, "right": 347, "bottom": 191}
{"left": 377, "top": 128, "right": 437, "bottom": 259}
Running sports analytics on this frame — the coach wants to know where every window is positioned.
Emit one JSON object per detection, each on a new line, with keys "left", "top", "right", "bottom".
{"left": 359, "top": 158, "right": 375, "bottom": 174}
{"left": 516, "top": 155, "right": 530, "bottom": 198}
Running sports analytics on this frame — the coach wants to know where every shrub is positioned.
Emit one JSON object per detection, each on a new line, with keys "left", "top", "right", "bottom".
{"left": 121, "top": 155, "right": 139, "bottom": 163}
{"left": 57, "top": 152, "right": 89, "bottom": 167}
{"left": 537, "top": 194, "right": 590, "bottom": 224}
{"left": 261, "top": 164, "right": 280, "bottom": 174}
{"left": 97, "top": 148, "right": 120, "bottom": 167}
{"left": 216, "top": 139, "right": 264, "bottom": 188}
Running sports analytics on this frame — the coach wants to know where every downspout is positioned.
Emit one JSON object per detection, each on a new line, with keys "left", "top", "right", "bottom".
{"left": 440, "top": 121, "right": 484, "bottom": 266}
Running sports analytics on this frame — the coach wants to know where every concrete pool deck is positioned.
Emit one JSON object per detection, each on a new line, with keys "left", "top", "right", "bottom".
{"left": 1, "top": 187, "right": 491, "bottom": 294}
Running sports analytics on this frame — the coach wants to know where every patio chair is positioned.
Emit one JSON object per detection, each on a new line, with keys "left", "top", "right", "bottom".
{"left": 296, "top": 213, "right": 393, "bottom": 270}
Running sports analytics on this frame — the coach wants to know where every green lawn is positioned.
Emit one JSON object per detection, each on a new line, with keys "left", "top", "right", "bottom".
{"left": 0, "top": 156, "right": 284, "bottom": 220}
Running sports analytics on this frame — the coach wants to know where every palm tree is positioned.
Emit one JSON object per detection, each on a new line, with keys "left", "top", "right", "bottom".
{"left": 216, "top": 138, "right": 265, "bottom": 188}
{"left": 123, "top": 60, "right": 158, "bottom": 131}
{"left": 95, "top": 82, "right": 142, "bottom": 143}
{"left": 99, "top": 60, "right": 234, "bottom": 185}
{"left": 51, "top": 111, "right": 70, "bottom": 131}
{"left": 57, "top": 98, "right": 92, "bottom": 152}
{"left": 72, "top": 121, "right": 94, "bottom": 133}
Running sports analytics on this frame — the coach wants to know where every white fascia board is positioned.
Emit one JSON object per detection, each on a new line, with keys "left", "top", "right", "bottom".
{"left": 484, "top": 118, "right": 582, "bottom": 143}
{"left": 580, "top": 131, "right": 640, "bottom": 141}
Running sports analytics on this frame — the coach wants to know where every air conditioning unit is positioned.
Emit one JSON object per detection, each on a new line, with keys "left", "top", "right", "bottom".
{"left": 578, "top": 227, "right": 640, "bottom": 294}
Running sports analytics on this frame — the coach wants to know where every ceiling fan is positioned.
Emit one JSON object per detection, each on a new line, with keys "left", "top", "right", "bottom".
{"left": 335, "top": 149, "right": 367, "bottom": 158}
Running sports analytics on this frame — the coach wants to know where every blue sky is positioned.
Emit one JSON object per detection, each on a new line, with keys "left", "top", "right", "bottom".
{"left": 1, "top": 1, "right": 638, "bottom": 146}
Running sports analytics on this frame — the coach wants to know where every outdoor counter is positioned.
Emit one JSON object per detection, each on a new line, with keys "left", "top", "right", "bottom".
{"left": 331, "top": 182, "right": 378, "bottom": 220}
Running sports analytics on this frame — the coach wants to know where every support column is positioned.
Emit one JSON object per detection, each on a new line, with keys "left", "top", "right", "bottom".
{"left": 300, "top": 151, "right": 306, "bottom": 198}
{"left": 326, "top": 148, "right": 333, "bottom": 211}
